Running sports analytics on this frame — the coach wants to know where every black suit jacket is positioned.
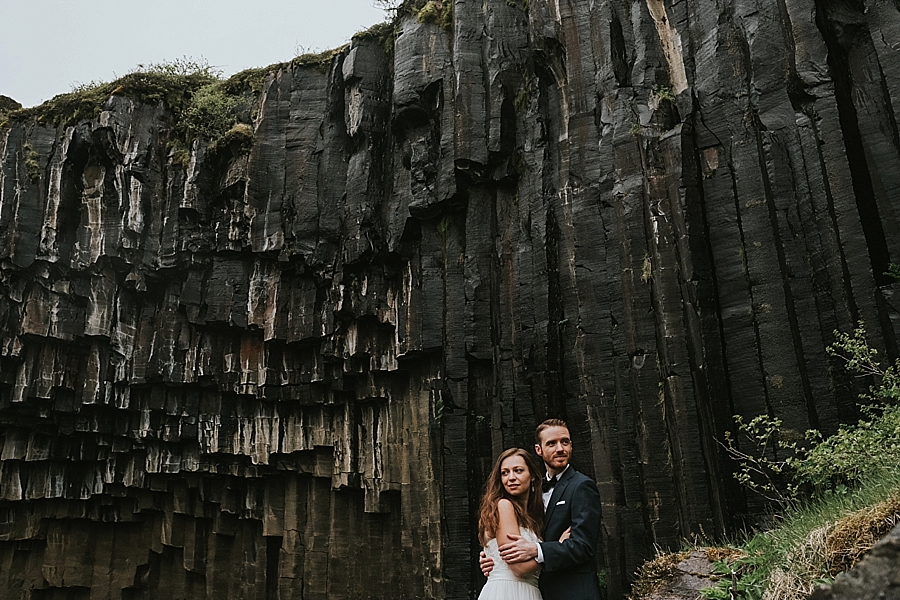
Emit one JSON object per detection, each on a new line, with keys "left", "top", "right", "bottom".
{"left": 538, "top": 466, "right": 603, "bottom": 600}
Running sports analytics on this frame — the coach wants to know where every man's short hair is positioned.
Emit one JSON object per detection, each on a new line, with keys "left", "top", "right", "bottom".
{"left": 535, "top": 418, "right": 568, "bottom": 444}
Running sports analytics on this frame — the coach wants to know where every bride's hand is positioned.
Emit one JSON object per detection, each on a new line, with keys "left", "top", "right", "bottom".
{"left": 558, "top": 527, "right": 571, "bottom": 542}
{"left": 479, "top": 551, "right": 494, "bottom": 577}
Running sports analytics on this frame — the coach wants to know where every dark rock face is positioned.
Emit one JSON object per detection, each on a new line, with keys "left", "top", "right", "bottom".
{"left": 0, "top": 1, "right": 898, "bottom": 598}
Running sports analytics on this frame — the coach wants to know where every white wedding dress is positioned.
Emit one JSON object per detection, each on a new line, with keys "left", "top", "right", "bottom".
{"left": 478, "top": 528, "right": 542, "bottom": 600}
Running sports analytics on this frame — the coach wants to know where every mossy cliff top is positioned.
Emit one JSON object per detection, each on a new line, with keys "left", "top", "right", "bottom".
{"left": 1, "top": 5, "right": 437, "bottom": 136}
{"left": 2, "top": 50, "right": 349, "bottom": 141}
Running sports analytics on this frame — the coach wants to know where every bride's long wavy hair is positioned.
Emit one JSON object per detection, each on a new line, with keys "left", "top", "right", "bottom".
{"left": 477, "top": 448, "right": 544, "bottom": 545}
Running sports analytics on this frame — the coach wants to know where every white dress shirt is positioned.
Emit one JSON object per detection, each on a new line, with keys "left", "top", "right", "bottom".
{"left": 536, "top": 464, "right": 570, "bottom": 563}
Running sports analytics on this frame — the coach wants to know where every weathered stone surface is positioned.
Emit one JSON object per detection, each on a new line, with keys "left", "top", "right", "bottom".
{"left": 638, "top": 551, "right": 713, "bottom": 600}
{"left": 0, "top": 0, "right": 899, "bottom": 598}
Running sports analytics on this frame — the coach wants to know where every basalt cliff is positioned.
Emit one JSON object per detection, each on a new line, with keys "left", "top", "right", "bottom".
{"left": 1, "top": 0, "right": 899, "bottom": 598}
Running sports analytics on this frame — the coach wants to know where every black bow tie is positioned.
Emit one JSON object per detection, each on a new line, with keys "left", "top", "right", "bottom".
{"left": 543, "top": 476, "right": 557, "bottom": 493}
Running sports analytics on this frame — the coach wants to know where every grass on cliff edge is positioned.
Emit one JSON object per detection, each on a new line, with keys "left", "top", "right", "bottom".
{"left": 697, "top": 469, "right": 900, "bottom": 600}
{"left": 632, "top": 317, "right": 900, "bottom": 600}
{"left": 630, "top": 471, "right": 900, "bottom": 600}
{"left": 4, "top": 50, "right": 344, "bottom": 140}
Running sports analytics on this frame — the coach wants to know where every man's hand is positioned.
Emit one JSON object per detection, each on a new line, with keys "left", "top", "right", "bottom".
{"left": 498, "top": 533, "right": 539, "bottom": 564}
{"left": 479, "top": 551, "right": 494, "bottom": 577}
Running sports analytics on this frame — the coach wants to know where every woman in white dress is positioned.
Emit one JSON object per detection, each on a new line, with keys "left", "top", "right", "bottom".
{"left": 476, "top": 448, "right": 546, "bottom": 600}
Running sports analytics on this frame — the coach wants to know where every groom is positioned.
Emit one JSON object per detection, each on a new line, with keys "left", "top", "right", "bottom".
{"left": 483, "top": 419, "right": 603, "bottom": 600}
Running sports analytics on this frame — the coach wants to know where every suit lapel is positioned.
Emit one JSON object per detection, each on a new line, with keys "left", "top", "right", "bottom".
{"left": 543, "top": 467, "right": 575, "bottom": 529}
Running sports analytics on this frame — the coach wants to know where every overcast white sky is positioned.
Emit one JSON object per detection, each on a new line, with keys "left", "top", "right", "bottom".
{"left": 0, "top": 0, "right": 387, "bottom": 108}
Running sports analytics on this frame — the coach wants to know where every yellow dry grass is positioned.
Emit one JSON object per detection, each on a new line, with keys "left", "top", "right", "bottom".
{"left": 823, "top": 492, "right": 900, "bottom": 575}
{"left": 705, "top": 546, "right": 747, "bottom": 564}
{"left": 761, "top": 568, "right": 807, "bottom": 600}
{"left": 629, "top": 550, "right": 690, "bottom": 599}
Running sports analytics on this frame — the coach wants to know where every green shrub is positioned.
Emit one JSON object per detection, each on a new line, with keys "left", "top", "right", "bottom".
{"left": 183, "top": 83, "right": 239, "bottom": 141}
{"left": 720, "top": 322, "right": 900, "bottom": 503}
{"left": 654, "top": 86, "right": 675, "bottom": 101}
{"left": 720, "top": 414, "right": 798, "bottom": 506}
{"left": 791, "top": 324, "right": 900, "bottom": 493}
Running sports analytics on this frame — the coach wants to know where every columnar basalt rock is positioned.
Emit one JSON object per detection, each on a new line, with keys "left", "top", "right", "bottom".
{"left": 1, "top": 1, "right": 899, "bottom": 598}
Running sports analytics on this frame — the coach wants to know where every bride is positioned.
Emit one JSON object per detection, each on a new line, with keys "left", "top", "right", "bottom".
{"left": 476, "top": 448, "right": 547, "bottom": 600}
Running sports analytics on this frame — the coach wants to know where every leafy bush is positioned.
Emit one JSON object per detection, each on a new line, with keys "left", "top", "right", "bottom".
{"left": 720, "top": 414, "right": 799, "bottom": 506}
{"left": 353, "top": 21, "right": 399, "bottom": 58}
{"left": 790, "top": 324, "right": 900, "bottom": 492}
{"left": 721, "top": 322, "right": 900, "bottom": 502}
{"left": 0, "top": 95, "right": 21, "bottom": 112}
{"left": 183, "top": 83, "right": 240, "bottom": 141}
{"left": 792, "top": 405, "right": 900, "bottom": 492}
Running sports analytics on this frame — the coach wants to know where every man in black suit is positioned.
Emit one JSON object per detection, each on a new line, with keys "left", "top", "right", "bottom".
{"left": 482, "top": 419, "right": 603, "bottom": 600}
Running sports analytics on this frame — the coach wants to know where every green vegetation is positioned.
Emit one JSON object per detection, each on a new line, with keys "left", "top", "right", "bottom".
{"left": 11, "top": 57, "right": 222, "bottom": 128}
{"left": 416, "top": 0, "right": 453, "bottom": 28}
{"left": 374, "top": 0, "right": 453, "bottom": 29}
{"left": 293, "top": 46, "right": 349, "bottom": 72}
{"left": 0, "top": 95, "right": 21, "bottom": 128}
{"left": 887, "top": 262, "right": 900, "bottom": 282}
{"left": 5, "top": 48, "right": 356, "bottom": 162}
{"left": 436, "top": 215, "right": 452, "bottom": 235}
{"left": 214, "top": 45, "right": 345, "bottom": 98}
{"left": 23, "top": 144, "right": 40, "bottom": 182}
{"left": 696, "top": 323, "right": 900, "bottom": 600}
{"left": 701, "top": 472, "right": 900, "bottom": 600}
{"left": 182, "top": 83, "right": 240, "bottom": 141}
{"left": 352, "top": 21, "right": 399, "bottom": 58}
{"left": 0, "top": 95, "right": 21, "bottom": 113}
{"left": 596, "top": 569, "right": 607, "bottom": 597}
{"left": 513, "top": 76, "right": 532, "bottom": 114}
{"left": 219, "top": 66, "right": 271, "bottom": 97}
{"left": 654, "top": 85, "right": 675, "bottom": 102}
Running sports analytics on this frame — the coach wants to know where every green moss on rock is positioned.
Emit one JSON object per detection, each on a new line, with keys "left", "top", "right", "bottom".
{"left": 353, "top": 21, "right": 399, "bottom": 57}
{"left": 417, "top": 0, "right": 453, "bottom": 28}
{"left": 23, "top": 144, "right": 40, "bottom": 182}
